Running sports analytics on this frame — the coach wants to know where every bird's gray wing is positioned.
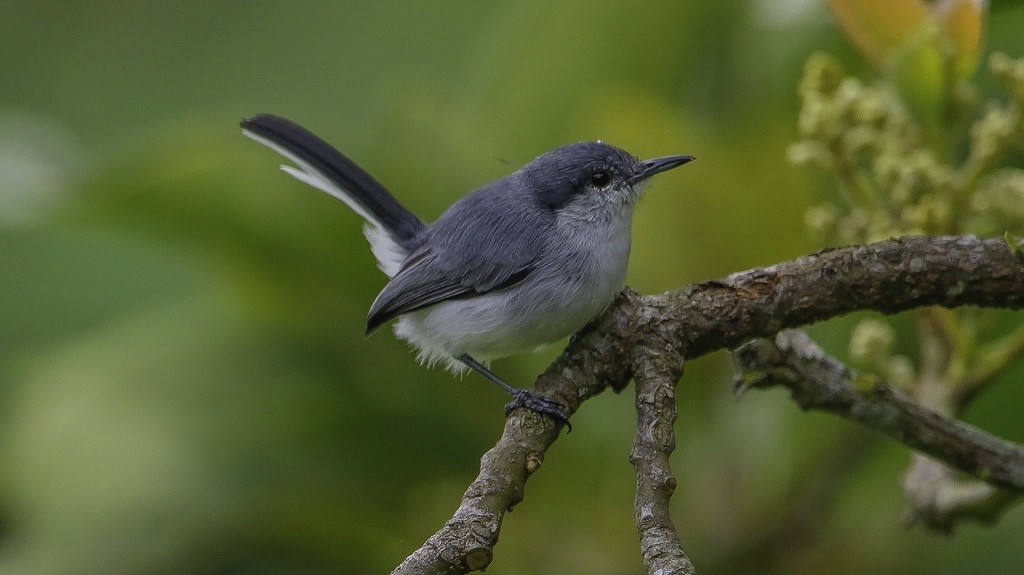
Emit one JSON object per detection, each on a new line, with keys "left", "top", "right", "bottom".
{"left": 365, "top": 181, "right": 550, "bottom": 333}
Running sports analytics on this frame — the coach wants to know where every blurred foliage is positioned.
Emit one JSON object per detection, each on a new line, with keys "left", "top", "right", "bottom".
{"left": 1, "top": 2, "right": 1023, "bottom": 575}
{"left": 793, "top": 0, "right": 1024, "bottom": 421}
{"left": 793, "top": 0, "right": 1024, "bottom": 535}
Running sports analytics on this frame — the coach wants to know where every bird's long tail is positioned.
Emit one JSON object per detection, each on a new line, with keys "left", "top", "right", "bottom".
{"left": 241, "top": 114, "right": 424, "bottom": 277}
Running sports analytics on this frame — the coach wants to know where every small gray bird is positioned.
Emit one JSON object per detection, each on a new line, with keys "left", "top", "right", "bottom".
{"left": 241, "top": 114, "right": 693, "bottom": 426}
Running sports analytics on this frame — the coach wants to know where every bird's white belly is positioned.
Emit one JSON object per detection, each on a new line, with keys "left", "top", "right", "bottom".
{"left": 394, "top": 213, "right": 633, "bottom": 372}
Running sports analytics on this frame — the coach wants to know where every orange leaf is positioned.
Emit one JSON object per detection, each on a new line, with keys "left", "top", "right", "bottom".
{"left": 828, "top": 0, "right": 931, "bottom": 65}
{"left": 934, "top": 0, "right": 987, "bottom": 80}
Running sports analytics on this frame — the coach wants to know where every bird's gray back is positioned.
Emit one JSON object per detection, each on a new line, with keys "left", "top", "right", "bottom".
{"left": 365, "top": 172, "right": 551, "bottom": 331}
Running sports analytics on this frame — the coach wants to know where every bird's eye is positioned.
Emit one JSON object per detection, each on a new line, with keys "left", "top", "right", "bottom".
{"left": 589, "top": 171, "right": 611, "bottom": 188}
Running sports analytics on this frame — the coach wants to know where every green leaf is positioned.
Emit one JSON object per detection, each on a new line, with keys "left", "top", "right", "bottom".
{"left": 889, "top": 23, "right": 949, "bottom": 142}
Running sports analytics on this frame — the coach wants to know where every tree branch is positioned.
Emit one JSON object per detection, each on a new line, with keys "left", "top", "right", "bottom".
{"left": 388, "top": 412, "right": 558, "bottom": 574}
{"left": 391, "top": 235, "right": 1024, "bottom": 574}
{"left": 388, "top": 305, "right": 632, "bottom": 575}
{"left": 630, "top": 336, "right": 695, "bottom": 575}
{"left": 732, "top": 329, "right": 1023, "bottom": 531}
{"left": 731, "top": 330, "right": 1024, "bottom": 492}
{"left": 903, "top": 452, "right": 1020, "bottom": 532}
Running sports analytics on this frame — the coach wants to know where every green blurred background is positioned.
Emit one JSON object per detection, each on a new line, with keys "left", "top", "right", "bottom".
{"left": 2, "top": 2, "right": 1023, "bottom": 574}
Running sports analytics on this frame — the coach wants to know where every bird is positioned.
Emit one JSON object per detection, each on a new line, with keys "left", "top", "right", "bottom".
{"left": 241, "top": 114, "right": 693, "bottom": 427}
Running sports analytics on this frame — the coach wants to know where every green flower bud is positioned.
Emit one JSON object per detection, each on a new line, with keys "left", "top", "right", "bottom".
{"left": 850, "top": 318, "right": 896, "bottom": 366}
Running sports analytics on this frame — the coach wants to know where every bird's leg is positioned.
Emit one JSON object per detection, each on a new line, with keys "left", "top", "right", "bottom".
{"left": 458, "top": 354, "right": 571, "bottom": 431}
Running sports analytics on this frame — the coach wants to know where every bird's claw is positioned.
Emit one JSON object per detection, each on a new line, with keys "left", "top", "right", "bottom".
{"left": 505, "top": 390, "right": 572, "bottom": 432}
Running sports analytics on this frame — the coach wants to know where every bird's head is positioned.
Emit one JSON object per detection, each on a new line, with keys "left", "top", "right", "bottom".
{"left": 521, "top": 141, "right": 694, "bottom": 224}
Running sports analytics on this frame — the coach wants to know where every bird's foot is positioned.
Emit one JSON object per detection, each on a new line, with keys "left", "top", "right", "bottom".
{"left": 504, "top": 390, "right": 572, "bottom": 432}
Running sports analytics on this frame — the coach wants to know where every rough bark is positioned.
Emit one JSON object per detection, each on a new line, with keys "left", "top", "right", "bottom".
{"left": 389, "top": 235, "right": 1024, "bottom": 575}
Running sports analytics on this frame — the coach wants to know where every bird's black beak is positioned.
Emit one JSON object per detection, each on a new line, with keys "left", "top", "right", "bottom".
{"left": 632, "top": 155, "right": 695, "bottom": 184}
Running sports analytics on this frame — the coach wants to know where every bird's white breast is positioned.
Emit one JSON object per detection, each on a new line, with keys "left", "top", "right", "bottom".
{"left": 395, "top": 207, "right": 633, "bottom": 372}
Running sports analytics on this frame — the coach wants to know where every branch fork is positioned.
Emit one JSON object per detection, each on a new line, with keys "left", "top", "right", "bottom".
{"left": 390, "top": 235, "right": 1024, "bottom": 575}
